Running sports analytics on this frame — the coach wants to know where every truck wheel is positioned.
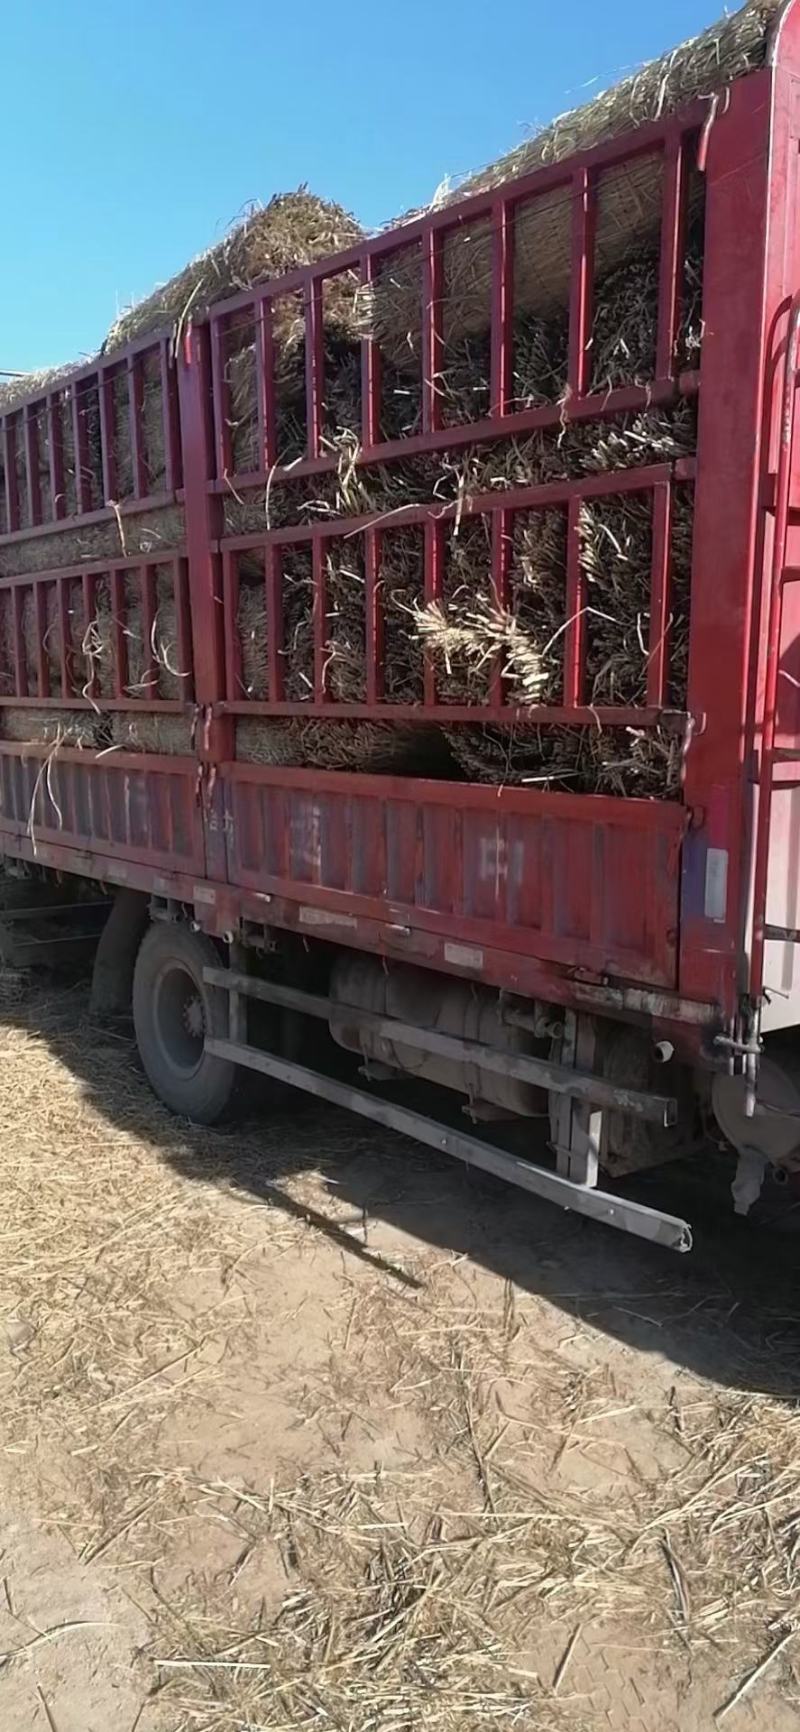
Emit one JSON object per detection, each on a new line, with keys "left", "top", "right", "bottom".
{"left": 133, "top": 923, "right": 235, "bottom": 1123}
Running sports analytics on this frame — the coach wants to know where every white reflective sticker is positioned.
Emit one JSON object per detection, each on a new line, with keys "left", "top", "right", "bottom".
{"left": 444, "top": 942, "right": 484, "bottom": 970}
{"left": 704, "top": 848, "right": 728, "bottom": 923}
{"left": 299, "top": 906, "right": 357, "bottom": 930}
{"left": 193, "top": 885, "right": 216, "bottom": 905}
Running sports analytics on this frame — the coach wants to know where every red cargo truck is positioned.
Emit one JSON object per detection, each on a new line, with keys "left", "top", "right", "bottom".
{"left": 2, "top": 4, "right": 800, "bottom": 1252}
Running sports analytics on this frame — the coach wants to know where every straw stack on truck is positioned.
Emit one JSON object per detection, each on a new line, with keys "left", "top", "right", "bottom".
{"left": 2, "top": 0, "right": 800, "bottom": 1248}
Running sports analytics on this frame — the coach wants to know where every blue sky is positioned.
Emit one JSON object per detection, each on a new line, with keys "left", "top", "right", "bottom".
{"left": 3, "top": 0, "right": 724, "bottom": 374}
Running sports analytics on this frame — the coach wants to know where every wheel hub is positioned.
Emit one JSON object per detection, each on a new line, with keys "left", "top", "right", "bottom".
{"left": 182, "top": 992, "right": 204, "bottom": 1041}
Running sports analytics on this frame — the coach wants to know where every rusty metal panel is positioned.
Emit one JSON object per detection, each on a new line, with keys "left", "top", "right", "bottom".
{"left": 223, "top": 767, "right": 683, "bottom": 988}
{"left": 0, "top": 746, "right": 204, "bottom": 876}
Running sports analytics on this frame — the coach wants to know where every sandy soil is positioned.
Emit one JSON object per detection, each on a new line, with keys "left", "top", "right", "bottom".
{"left": 0, "top": 982, "right": 798, "bottom": 1731}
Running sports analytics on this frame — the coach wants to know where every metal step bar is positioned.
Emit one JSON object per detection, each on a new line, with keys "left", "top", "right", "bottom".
{"left": 204, "top": 970, "right": 692, "bottom": 1253}
{"left": 203, "top": 968, "right": 677, "bottom": 1125}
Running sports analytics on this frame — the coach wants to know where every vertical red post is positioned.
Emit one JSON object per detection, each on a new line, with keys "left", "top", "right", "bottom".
{"left": 422, "top": 230, "right": 444, "bottom": 435}
{"left": 0, "top": 594, "right": 8, "bottom": 689}
{"left": 34, "top": 582, "right": 49, "bottom": 698}
{"left": 679, "top": 71, "right": 776, "bottom": 1008}
{"left": 490, "top": 200, "right": 513, "bottom": 419}
{"left": 178, "top": 324, "right": 228, "bottom": 737}
{"left": 568, "top": 168, "right": 596, "bottom": 400}
{"left": 222, "top": 551, "right": 239, "bottom": 700}
{"left": 210, "top": 315, "right": 232, "bottom": 480}
{"left": 490, "top": 509, "right": 511, "bottom": 707}
{"left": 98, "top": 368, "right": 117, "bottom": 503}
{"left": 313, "top": 536, "right": 328, "bottom": 701}
{"left": 128, "top": 356, "right": 146, "bottom": 497}
{"left": 256, "top": 300, "right": 277, "bottom": 472}
{"left": 140, "top": 565, "right": 157, "bottom": 696}
{"left": 174, "top": 558, "right": 193, "bottom": 699}
{"left": 305, "top": 276, "right": 325, "bottom": 461}
{"left": 647, "top": 482, "right": 672, "bottom": 706}
{"left": 160, "top": 340, "right": 182, "bottom": 492}
{"left": 110, "top": 568, "right": 129, "bottom": 696}
{"left": 656, "top": 138, "right": 688, "bottom": 381}
{"left": 423, "top": 517, "right": 443, "bottom": 706}
{"left": 81, "top": 573, "right": 97, "bottom": 700}
{"left": 58, "top": 578, "right": 72, "bottom": 697}
{"left": 4, "top": 420, "right": 20, "bottom": 534}
{"left": 361, "top": 253, "right": 381, "bottom": 450}
{"left": 11, "top": 587, "right": 26, "bottom": 697}
{"left": 750, "top": 297, "right": 800, "bottom": 999}
{"left": 72, "top": 381, "right": 91, "bottom": 515}
{"left": 562, "top": 496, "right": 586, "bottom": 708}
{"left": 266, "top": 543, "right": 284, "bottom": 702}
{"left": 364, "top": 525, "right": 383, "bottom": 704}
{"left": 24, "top": 406, "right": 41, "bottom": 528}
{"left": 48, "top": 393, "right": 65, "bottom": 521}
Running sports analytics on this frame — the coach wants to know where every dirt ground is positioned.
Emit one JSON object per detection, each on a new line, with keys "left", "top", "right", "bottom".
{"left": 0, "top": 982, "right": 798, "bottom": 1731}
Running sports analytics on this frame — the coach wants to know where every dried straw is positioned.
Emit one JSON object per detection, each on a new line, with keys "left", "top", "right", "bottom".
{"left": 0, "top": 979, "right": 797, "bottom": 1732}
{"left": 235, "top": 716, "right": 443, "bottom": 773}
{"left": 0, "top": 505, "right": 185, "bottom": 580}
{"left": 236, "top": 561, "right": 268, "bottom": 700}
{"left": 325, "top": 540, "right": 367, "bottom": 702}
{"left": 445, "top": 1, "right": 781, "bottom": 201}
{"left": 110, "top": 713, "right": 194, "bottom": 755}
{"left": 447, "top": 719, "right": 685, "bottom": 797}
{"left": 415, "top": 509, "right": 568, "bottom": 707}
{"left": 104, "top": 191, "right": 363, "bottom": 353}
{"left": 79, "top": 568, "right": 185, "bottom": 703}
{"left": 0, "top": 707, "right": 101, "bottom": 748}
{"left": 381, "top": 525, "right": 426, "bottom": 704}
{"left": 282, "top": 545, "right": 315, "bottom": 701}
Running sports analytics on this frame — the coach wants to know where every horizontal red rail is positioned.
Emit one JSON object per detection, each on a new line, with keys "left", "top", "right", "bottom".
{"left": 207, "top": 376, "right": 700, "bottom": 493}
{"left": 0, "top": 546, "right": 184, "bottom": 587}
{"left": 220, "top": 458, "right": 696, "bottom": 549}
{"left": 219, "top": 701, "right": 686, "bottom": 727}
{"left": 0, "top": 339, "right": 183, "bottom": 538}
{"left": 0, "top": 697, "right": 190, "bottom": 713}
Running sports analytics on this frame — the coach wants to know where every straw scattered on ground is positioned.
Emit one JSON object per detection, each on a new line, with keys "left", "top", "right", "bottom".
{"left": 0, "top": 979, "right": 797, "bottom": 1729}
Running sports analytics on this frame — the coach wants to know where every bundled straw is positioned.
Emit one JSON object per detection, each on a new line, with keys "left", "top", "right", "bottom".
{"left": 0, "top": 708, "right": 101, "bottom": 749}
{"left": 236, "top": 717, "right": 448, "bottom": 774}
{"left": 443, "top": 1, "right": 781, "bottom": 201}
{"left": 447, "top": 720, "right": 685, "bottom": 797}
{"left": 111, "top": 714, "right": 194, "bottom": 755}
{"left": 82, "top": 569, "right": 186, "bottom": 702}
{"left": 0, "top": 506, "right": 185, "bottom": 580}
{"left": 104, "top": 191, "right": 363, "bottom": 352}
{"left": 236, "top": 560, "right": 269, "bottom": 700}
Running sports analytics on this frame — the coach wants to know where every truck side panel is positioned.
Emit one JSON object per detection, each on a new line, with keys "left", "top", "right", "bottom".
{"left": 222, "top": 764, "right": 685, "bottom": 988}
{"left": 0, "top": 745, "right": 205, "bottom": 880}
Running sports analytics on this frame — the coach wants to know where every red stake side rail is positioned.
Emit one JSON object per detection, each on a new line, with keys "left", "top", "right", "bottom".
{"left": 1, "top": 10, "right": 800, "bottom": 1057}
{"left": 216, "top": 460, "right": 695, "bottom": 720}
{"left": 202, "top": 106, "right": 705, "bottom": 487}
{"left": 0, "top": 333, "right": 182, "bottom": 539}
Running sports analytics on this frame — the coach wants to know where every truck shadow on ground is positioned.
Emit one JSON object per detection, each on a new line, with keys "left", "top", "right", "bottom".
{"left": 19, "top": 981, "right": 800, "bottom": 1404}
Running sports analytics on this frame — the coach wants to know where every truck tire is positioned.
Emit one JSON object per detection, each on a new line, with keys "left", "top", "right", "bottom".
{"left": 133, "top": 923, "right": 235, "bottom": 1123}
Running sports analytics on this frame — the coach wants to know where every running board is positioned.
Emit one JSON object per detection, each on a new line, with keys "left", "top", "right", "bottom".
{"left": 205, "top": 1035, "right": 693, "bottom": 1254}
